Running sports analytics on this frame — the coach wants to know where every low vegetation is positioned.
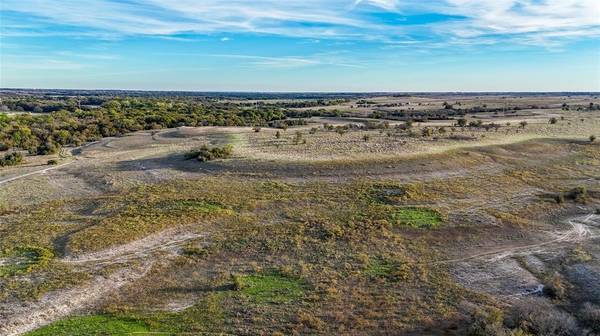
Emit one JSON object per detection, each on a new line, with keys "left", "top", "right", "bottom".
{"left": 25, "top": 315, "right": 149, "bottom": 336}
{"left": 0, "top": 246, "right": 54, "bottom": 277}
{"left": 232, "top": 271, "right": 306, "bottom": 304}
{"left": 0, "top": 152, "right": 23, "bottom": 167}
{"left": 389, "top": 207, "right": 443, "bottom": 229}
{"left": 185, "top": 144, "right": 233, "bottom": 162}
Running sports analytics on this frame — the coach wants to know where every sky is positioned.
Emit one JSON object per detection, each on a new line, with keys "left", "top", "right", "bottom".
{"left": 1, "top": 0, "right": 599, "bottom": 92}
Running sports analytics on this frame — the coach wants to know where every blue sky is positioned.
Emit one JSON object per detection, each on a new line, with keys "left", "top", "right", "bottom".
{"left": 1, "top": 0, "right": 599, "bottom": 91}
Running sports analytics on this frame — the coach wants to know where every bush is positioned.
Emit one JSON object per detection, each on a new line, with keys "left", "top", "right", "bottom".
{"left": 185, "top": 144, "right": 233, "bottom": 162}
{"left": 506, "top": 298, "right": 581, "bottom": 336}
{"left": 543, "top": 272, "right": 566, "bottom": 299}
{"left": 293, "top": 131, "right": 303, "bottom": 145}
{"left": 590, "top": 135, "right": 596, "bottom": 143}
{"left": 467, "top": 307, "right": 506, "bottom": 336}
{"left": 456, "top": 118, "right": 467, "bottom": 127}
{"left": 579, "top": 302, "right": 600, "bottom": 333}
{"left": 564, "top": 187, "right": 587, "bottom": 203}
{"left": 0, "top": 152, "right": 23, "bottom": 167}
{"left": 47, "top": 159, "right": 59, "bottom": 165}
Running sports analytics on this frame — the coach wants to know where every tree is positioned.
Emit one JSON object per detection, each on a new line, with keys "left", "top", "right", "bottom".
{"left": 549, "top": 117, "right": 557, "bottom": 124}
{"left": 275, "top": 131, "right": 281, "bottom": 139}
{"left": 0, "top": 152, "right": 23, "bottom": 167}
{"left": 421, "top": 127, "right": 433, "bottom": 137}
{"left": 362, "top": 134, "right": 370, "bottom": 142}
{"left": 293, "top": 131, "right": 303, "bottom": 145}
{"left": 519, "top": 121, "right": 528, "bottom": 128}
{"left": 591, "top": 135, "right": 596, "bottom": 143}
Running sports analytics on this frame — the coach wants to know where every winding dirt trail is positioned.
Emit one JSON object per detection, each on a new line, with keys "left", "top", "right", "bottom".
{"left": 432, "top": 214, "right": 599, "bottom": 265}
{"left": 0, "top": 228, "right": 206, "bottom": 336}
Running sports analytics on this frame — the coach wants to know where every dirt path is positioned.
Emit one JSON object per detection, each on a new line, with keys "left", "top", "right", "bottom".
{"left": 0, "top": 160, "right": 75, "bottom": 186}
{"left": 0, "top": 228, "right": 206, "bottom": 336}
{"left": 0, "top": 262, "right": 153, "bottom": 336}
{"left": 433, "top": 214, "right": 598, "bottom": 265}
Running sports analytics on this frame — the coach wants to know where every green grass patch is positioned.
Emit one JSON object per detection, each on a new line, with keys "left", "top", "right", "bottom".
{"left": 25, "top": 315, "right": 149, "bottom": 336}
{"left": 364, "top": 258, "right": 396, "bottom": 278}
{"left": 0, "top": 246, "right": 54, "bottom": 277}
{"left": 363, "top": 257, "right": 412, "bottom": 281}
{"left": 233, "top": 271, "right": 305, "bottom": 304}
{"left": 389, "top": 207, "right": 443, "bottom": 229}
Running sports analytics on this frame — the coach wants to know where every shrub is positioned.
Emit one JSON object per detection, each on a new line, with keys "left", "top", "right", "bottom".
{"left": 185, "top": 144, "right": 233, "bottom": 162}
{"left": 467, "top": 307, "right": 506, "bottom": 336}
{"left": 542, "top": 272, "right": 566, "bottom": 299}
{"left": 47, "top": 159, "right": 59, "bottom": 165}
{"left": 0, "top": 152, "right": 23, "bottom": 167}
{"left": 293, "top": 131, "right": 303, "bottom": 145}
{"left": 506, "top": 298, "right": 581, "bottom": 336}
{"left": 36, "top": 141, "right": 59, "bottom": 155}
{"left": 579, "top": 302, "right": 600, "bottom": 333}
{"left": 590, "top": 135, "right": 596, "bottom": 143}
{"left": 549, "top": 117, "right": 558, "bottom": 124}
{"left": 252, "top": 127, "right": 261, "bottom": 133}
{"left": 564, "top": 186, "right": 587, "bottom": 203}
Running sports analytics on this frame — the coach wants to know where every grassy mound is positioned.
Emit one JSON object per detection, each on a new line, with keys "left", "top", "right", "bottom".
{"left": 25, "top": 315, "right": 149, "bottom": 336}
{"left": 0, "top": 246, "right": 53, "bottom": 277}
{"left": 233, "top": 272, "right": 305, "bottom": 304}
{"left": 389, "top": 207, "right": 443, "bottom": 229}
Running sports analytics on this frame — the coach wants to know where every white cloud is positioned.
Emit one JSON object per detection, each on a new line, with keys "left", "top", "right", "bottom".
{"left": 1, "top": 0, "right": 599, "bottom": 46}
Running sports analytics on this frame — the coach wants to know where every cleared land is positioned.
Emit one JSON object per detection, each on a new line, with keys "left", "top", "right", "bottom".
{"left": 0, "top": 93, "right": 599, "bottom": 335}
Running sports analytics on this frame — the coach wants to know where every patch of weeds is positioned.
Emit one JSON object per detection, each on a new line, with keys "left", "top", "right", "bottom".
{"left": 155, "top": 199, "right": 227, "bottom": 214}
{"left": 369, "top": 183, "right": 427, "bottom": 204}
{"left": 25, "top": 315, "right": 149, "bottom": 336}
{"left": 563, "top": 186, "right": 587, "bottom": 203}
{"left": 181, "top": 244, "right": 208, "bottom": 259}
{"left": 364, "top": 258, "right": 412, "bottom": 281}
{"left": 0, "top": 246, "right": 54, "bottom": 277}
{"left": 389, "top": 207, "right": 443, "bottom": 229}
{"left": 567, "top": 245, "right": 592, "bottom": 264}
{"left": 232, "top": 271, "right": 305, "bottom": 304}
{"left": 364, "top": 258, "right": 395, "bottom": 278}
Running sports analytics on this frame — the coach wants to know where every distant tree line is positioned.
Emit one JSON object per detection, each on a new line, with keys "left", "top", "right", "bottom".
{"left": 0, "top": 98, "right": 286, "bottom": 155}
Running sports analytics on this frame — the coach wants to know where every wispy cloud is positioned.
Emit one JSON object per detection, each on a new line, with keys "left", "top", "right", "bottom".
{"left": 1, "top": 0, "right": 599, "bottom": 46}
{"left": 160, "top": 52, "right": 363, "bottom": 68}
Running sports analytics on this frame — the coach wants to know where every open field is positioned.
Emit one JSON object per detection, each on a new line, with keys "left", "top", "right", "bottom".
{"left": 0, "top": 93, "right": 599, "bottom": 335}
